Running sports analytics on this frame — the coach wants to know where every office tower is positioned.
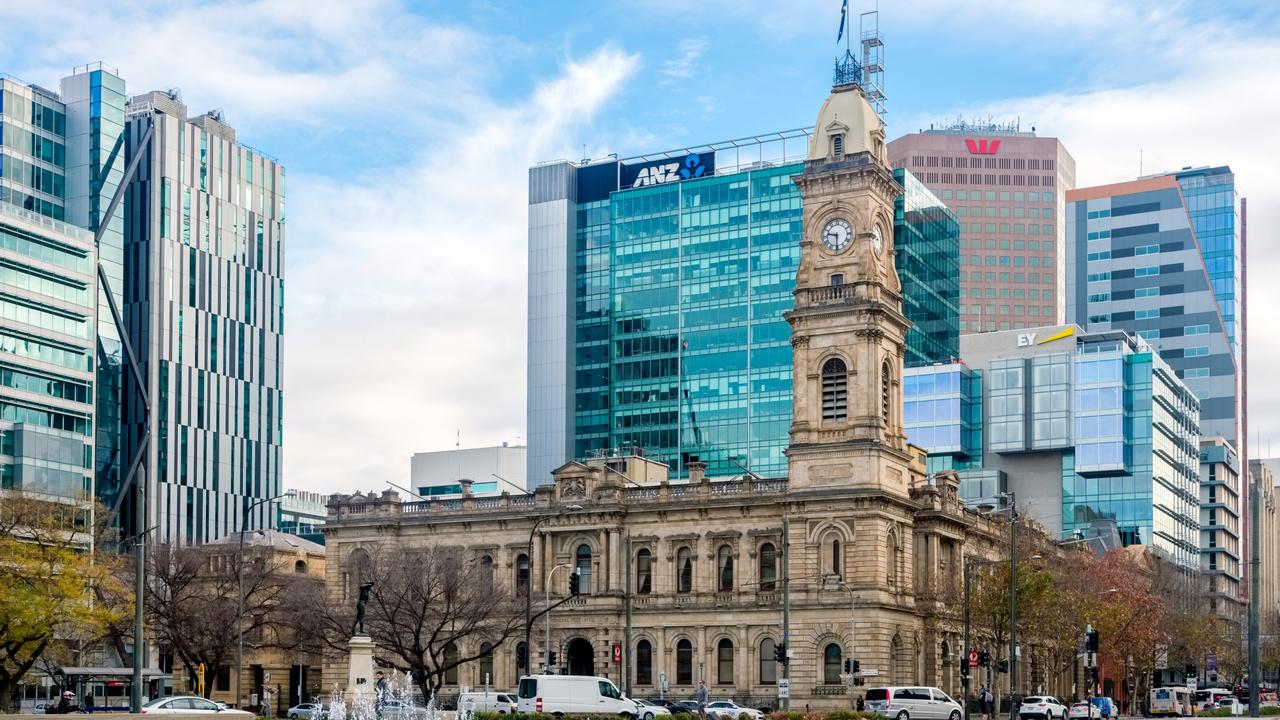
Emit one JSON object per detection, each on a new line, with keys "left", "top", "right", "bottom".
{"left": 904, "top": 324, "right": 1202, "bottom": 568}
{"left": 528, "top": 138, "right": 958, "bottom": 485}
{"left": 1, "top": 65, "right": 127, "bottom": 529}
{"left": 123, "top": 90, "right": 285, "bottom": 543}
{"left": 410, "top": 443, "right": 527, "bottom": 497}
{"left": 1066, "top": 167, "right": 1244, "bottom": 447}
{"left": 1200, "top": 438, "right": 1243, "bottom": 622}
{"left": 888, "top": 124, "right": 1076, "bottom": 332}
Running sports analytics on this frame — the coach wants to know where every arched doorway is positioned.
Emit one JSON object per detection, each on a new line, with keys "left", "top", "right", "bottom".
{"left": 567, "top": 637, "right": 595, "bottom": 676}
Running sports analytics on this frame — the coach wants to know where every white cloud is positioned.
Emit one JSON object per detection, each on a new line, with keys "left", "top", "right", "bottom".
{"left": 284, "top": 47, "right": 641, "bottom": 492}
{"left": 661, "top": 37, "right": 708, "bottom": 81}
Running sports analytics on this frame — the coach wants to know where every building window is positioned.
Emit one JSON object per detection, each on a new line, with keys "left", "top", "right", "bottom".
{"left": 677, "top": 547, "right": 693, "bottom": 593}
{"left": 479, "top": 642, "right": 494, "bottom": 685}
{"left": 759, "top": 543, "right": 777, "bottom": 591}
{"left": 677, "top": 639, "right": 693, "bottom": 685}
{"left": 575, "top": 544, "right": 593, "bottom": 595}
{"left": 717, "top": 639, "right": 734, "bottom": 685}
{"left": 717, "top": 545, "right": 734, "bottom": 591}
{"left": 832, "top": 134, "right": 844, "bottom": 160}
{"left": 822, "top": 357, "right": 848, "bottom": 421}
{"left": 760, "top": 638, "right": 777, "bottom": 684}
{"left": 444, "top": 642, "right": 459, "bottom": 684}
{"left": 637, "top": 640, "right": 653, "bottom": 685}
{"left": 636, "top": 548, "right": 652, "bottom": 594}
{"left": 824, "top": 643, "right": 843, "bottom": 684}
{"left": 831, "top": 538, "right": 842, "bottom": 578}
{"left": 831, "top": 273, "right": 844, "bottom": 286}
{"left": 294, "top": 560, "right": 307, "bottom": 574}
{"left": 479, "top": 555, "right": 494, "bottom": 590}
{"left": 516, "top": 554, "right": 530, "bottom": 594}
{"left": 881, "top": 361, "right": 892, "bottom": 423}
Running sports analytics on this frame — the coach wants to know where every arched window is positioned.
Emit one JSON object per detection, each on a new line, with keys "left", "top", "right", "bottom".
{"left": 882, "top": 360, "right": 893, "bottom": 423}
{"left": 887, "top": 532, "right": 899, "bottom": 589}
{"left": 759, "top": 543, "right": 777, "bottom": 592}
{"left": 575, "top": 544, "right": 593, "bottom": 595}
{"left": 676, "top": 639, "right": 693, "bottom": 685}
{"left": 636, "top": 548, "right": 652, "bottom": 594}
{"left": 516, "top": 554, "right": 530, "bottom": 594}
{"left": 444, "top": 642, "right": 459, "bottom": 684}
{"left": 717, "top": 638, "right": 734, "bottom": 685}
{"left": 832, "top": 134, "right": 845, "bottom": 160}
{"left": 636, "top": 640, "right": 653, "bottom": 686}
{"left": 759, "top": 638, "right": 777, "bottom": 684}
{"left": 822, "top": 358, "right": 848, "bottom": 421}
{"left": 677, "top": 547, "right": 693, "bottom": 594}
{"left": 823, "top": 643, "right": 843, "bottom": 684}
{"left": 344, "top": 548, "right": 371, "bottom": 602}
{"left": 831, "top": 538, "right": 842, "bottom": 578}
{"left": 717, "top": 545, "right": 734, "bottom": 591}
{"left": 478, "top": 641, "right": 494, "bottom": 685}
{"left": 294, "top": 560, "right": 307, "bottom": 574}
{"left": 479, "top": 555, "right": 494, "bottom": 590}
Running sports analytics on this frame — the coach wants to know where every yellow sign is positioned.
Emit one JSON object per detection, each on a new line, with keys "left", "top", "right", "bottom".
{"left": 1037, "top": 327, "right": 1075, "bottom": 345}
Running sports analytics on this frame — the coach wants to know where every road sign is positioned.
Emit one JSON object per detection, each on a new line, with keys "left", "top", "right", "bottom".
{"left": 1207, "top": 653, "right": 1218, "bottom": 672}
{"left": 613, "top": 643, "right": 622, "bottom": 664}
{"left": 861, "top": 668, "right": 881, "bottom": 676}
{"left": 778, "top": 679, "right": 790, "bottom": 699}
{"left": 1188, "top": 677, "right": 1198, "bottom": 691}
{"left": 969, "top": 650, "right": 979, "bottom": 668}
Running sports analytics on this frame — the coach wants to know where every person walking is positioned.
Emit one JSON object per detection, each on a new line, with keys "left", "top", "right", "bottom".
{"left": 980, "top": 686, "right": 994, "bottom": 720}
{"left": 696, "top": 680, "right": 709, "bottom": 720}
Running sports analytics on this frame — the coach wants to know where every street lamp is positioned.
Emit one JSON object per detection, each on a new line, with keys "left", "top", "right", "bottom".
{"left": 544, "top": 563, "right": 571, "bottom": 672}
{"left": 524, "top": 506, "right": 583, "bottom": 676}
{"left": 964, "top": 556, "right": 1007, "bottom": 720}
{"left": 824, "top": 574, "right": 857, "bottom": 710}
{"left": 236, "top": 491, "right": 293, "bottom": 709}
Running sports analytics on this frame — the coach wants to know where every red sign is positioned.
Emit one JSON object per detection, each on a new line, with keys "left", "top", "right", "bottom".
{"left": 968, "top": 650, "right": 979, "bottom": 668}
{"left": 965, "top": 138, "right": 1001, "bottom": 155}
{"left": 613, "top": 643, "right": 622, "bottom": 664}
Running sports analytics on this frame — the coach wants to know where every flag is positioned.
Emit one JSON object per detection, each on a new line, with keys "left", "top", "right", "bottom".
{"left": 836, "top": 0, "right": 848, "bottom": 43}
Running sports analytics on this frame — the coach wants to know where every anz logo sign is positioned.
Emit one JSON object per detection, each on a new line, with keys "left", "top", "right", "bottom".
{"left": 622, "top": 152, "right": 715, "bottom": 189}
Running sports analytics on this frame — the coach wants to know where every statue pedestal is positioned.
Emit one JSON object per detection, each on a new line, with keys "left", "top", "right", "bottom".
{"left": 347, "top": 635, "right": 376, "bottom": 690}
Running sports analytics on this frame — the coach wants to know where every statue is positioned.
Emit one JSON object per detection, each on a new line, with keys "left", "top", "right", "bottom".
{"left": 352, "top": 582, "right": 374, "bottom": 636}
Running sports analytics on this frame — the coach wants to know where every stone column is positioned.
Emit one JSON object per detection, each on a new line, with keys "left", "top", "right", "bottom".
{"left": 609, "top": 530, "right": 622, "bottom": 592}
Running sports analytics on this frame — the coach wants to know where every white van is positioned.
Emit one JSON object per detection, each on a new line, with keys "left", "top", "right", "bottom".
{"left": 459, "top": 691, "right": 517, "bottom": 714}
{"left": 517, "top": 675, "right": 637, "bottom": 716}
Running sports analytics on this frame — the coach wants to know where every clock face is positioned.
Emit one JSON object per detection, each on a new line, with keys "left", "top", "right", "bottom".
{"left": 872, "top": 224, "right": 884, "bottom": 254}
{"left": 821, "top": 218, "right": 853, "bottom": 252}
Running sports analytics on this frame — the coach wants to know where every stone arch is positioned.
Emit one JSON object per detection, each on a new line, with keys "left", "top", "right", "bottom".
{"left": 890, "top": 631, "right": 909, "bottom": 686}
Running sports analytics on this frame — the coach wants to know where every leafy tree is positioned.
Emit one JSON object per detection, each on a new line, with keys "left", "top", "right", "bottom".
{"left": 0, "top": 496, "right": 129, "bottom": 708}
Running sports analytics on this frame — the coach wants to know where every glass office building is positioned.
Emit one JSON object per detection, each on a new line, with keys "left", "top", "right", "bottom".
{"left": 904, "top": 325, "right": 1202, "bottom": 568}
{"left": 528, "top": 131, "right": 959, "bottom": 484}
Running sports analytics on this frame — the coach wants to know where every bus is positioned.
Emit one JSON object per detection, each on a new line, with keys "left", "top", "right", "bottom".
{"left": 1151, "top": 687, "right": 1195, "bottom": 717}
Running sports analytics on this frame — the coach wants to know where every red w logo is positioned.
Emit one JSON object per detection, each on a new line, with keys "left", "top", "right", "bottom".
{"left": 965, "top": 138, "right": 1001, "bottom": 155}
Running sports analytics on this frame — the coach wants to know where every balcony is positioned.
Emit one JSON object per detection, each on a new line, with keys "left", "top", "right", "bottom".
{"left": 796, "top": 284, "right": 858, "bottom": 309}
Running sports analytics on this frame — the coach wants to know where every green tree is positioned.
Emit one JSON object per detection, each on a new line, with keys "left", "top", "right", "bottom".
{"left": 0, "top": 496, "right": 129, "bottom": 708}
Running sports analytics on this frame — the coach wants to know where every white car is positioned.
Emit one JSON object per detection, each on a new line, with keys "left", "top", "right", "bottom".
{"left": 706, "top": 700, "right": 762, "bottom": 720}
{"left": 1020, "top": 696, "right": 1068, "bottom": 720}
{"left": 141, "top": 696, "right": 253, "bottom": 716}
{"left": 1068, "top": 702, "right": 1101, "bottom": 720}
{"left": 634, "top": 699, "right": 672, "bottom": 720}
{"left": 287, "top": 703, "right": 324, "bottom": 720}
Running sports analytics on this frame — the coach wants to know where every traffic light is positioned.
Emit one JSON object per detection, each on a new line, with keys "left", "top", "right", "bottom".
{"left": 852, "top": 659, "right": 861, "bottom": 674}
{"left": 569, "top": 570, "right": 580, "bottom": 596}
{"left": 548, "top": 651, "right": 558, "bottom": 666}
{"left": 517, "top": 644, "right": 528, "bottom": 669}
{"left": 1086, "top": 628, "right": 1100, "bottom": 653}
{"left": 998, "top": 659, "right": 1010, "bottom": 673}
{"left": 979, "top": 650, "right": 990, "bottom": 667}
{"left": 844, "top": 659, "right": 853, "bottom": 674}
{"left": 774, "top": 643, "right": 787, "bottom": 664}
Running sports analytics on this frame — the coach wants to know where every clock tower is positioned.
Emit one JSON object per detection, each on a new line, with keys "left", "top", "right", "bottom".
{"left": 785, "top": 79, "right": 913, "bottom": 496}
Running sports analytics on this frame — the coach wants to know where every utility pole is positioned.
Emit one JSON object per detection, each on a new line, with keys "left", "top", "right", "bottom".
{"left": 1007, "top": 491, "right": 1018, "bottom": 720}
{"left": 1250, "top": 469, "right": 1260, "bottom": 717}
{"left": 625, "top": 535, "right": 633, "bottom": 697}
{"left": 782, "top": 516, "right": 791, "bottom": 710}
{"left": 963, "top": 560, "right": 972, "bottom": 720}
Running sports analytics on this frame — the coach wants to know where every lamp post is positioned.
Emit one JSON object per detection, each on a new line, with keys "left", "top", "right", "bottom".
{"left": 236, "top": 491, "right": 293, "bottom": 709}
{"left": 964, "top": 556, "right": 1007, "bottom": 720}
{"left": 524, "top": 506, "right": 582, "bottom": 676}
{"left": 1003, "top": 491, "right": 1018, "bottom": 720}
{"left": 544, "top": 563, "right": 570, "bottom": 672}
{"left": 826, "top": 575, "right": 857, "bottom": 710}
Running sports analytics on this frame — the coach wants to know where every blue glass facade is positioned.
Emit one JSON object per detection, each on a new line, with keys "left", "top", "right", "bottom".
{"left": 1174, "top": 167, "right": 1239, "bottom": 354}
{"left": 903, "top": 363, "right": 981, "bottom": 474}
{"left": 894, "top": 168, "right": 961, "bottom": 367}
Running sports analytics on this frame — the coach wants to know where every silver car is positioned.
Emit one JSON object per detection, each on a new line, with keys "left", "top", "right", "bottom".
{"left": 864, "top": 686, "right": 963, "bottom": 720}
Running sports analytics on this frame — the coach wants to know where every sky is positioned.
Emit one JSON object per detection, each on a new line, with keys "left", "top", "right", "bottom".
{"left": 1, "top": 0, "right": 1278, "bottom": 494}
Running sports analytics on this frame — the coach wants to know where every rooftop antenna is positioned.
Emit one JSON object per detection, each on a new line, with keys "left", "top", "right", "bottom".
{"left": 456, "top": 428, "right": 460, "bottom": 449}
{"left": 860, "top": 8, "right": 886, "bottom": 119}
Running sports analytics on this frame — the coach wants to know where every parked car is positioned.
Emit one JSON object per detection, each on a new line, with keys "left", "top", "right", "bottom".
{"left": 516, "top": 675, "right": 637, "bottom": 716}
{"left": 706, "top": 700, "right": 762, "bottom": 720}
{"left": 1088, "top": 697, "right": 1116, "bottom": 719}
{"left": 633, "top": 699, "right": 672, "bottom": 720}
{"left": 645, "top": 699, "right": 687, "bottom": 714}
{"left": 1019, "top": 696, "right": 1068, "bottom": 720}
{"left": 678, "top": 700, "right": 699, "bottom": 712}
{"left": 458, "top": 692, "right": 517, "bottom": 714}
{"left": 1067, "top": 702, "right": 1101, "bottom": 720}
{"left": 140, "top": 697, "right": 253, "bottom": 716}
{"left": 287, "top": 703, "right": 324, "bottom": 720}
{"left": 864, "top": 686, "right": 964, "bottom": 720}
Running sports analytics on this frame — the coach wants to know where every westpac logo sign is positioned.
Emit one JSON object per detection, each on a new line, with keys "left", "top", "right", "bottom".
{"left": 965, "top": 138, "right": 1001, "bottom": 155}
{"left": 622, "top": 152, "right": 714, "bottom": 188}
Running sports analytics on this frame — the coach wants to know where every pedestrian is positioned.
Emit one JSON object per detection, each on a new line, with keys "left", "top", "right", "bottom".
{"left": 696, "top": 680, "right": 709, "bottom": 720}
{"left": 980, "top": 685, "right": 994, "bottom": 720}
{"left": 374, "top": 671, "right": 388, "bottom": 718}
{"left": 857, "top": 695, "right": 866, "bottom": 712}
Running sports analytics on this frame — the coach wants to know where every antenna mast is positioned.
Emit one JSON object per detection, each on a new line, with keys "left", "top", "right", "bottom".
{"left": 860, "top": 9, "right": 886, "bottom": 119}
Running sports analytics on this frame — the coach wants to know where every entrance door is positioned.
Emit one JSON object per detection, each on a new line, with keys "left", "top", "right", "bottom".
{"left": 567, "top": 638, "right": 595, "bottom": 676}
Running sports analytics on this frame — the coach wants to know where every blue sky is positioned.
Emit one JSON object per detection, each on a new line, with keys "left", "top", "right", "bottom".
{"left": 2, "top": 0, "right": 1278, "bottom": 491}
